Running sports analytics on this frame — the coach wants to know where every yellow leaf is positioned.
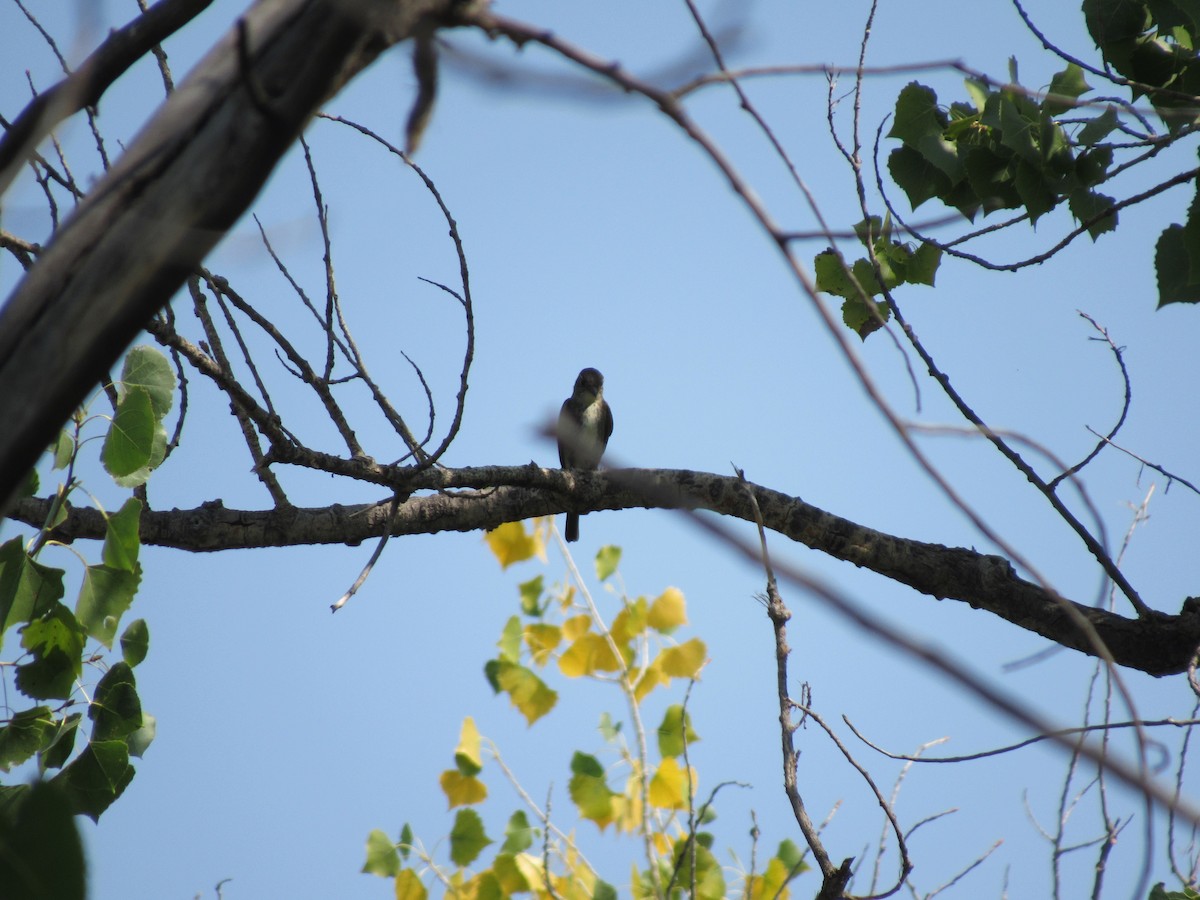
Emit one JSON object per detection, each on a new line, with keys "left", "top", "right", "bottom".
{"left": 485, "top": 520, "right": 545, "bottom": 569}
{"left": 659, "top": 637, "right": 707, "bottom": 679}
{"left": 610, "top": 597, "right": 647, "bottom": 644}
{"left": 648, "top": 756, "right": 694, "bottom": 810}
{"left": 630, "top": 660, "right": 668, "bottom": 702}
{"left": 562, "top": 614, "right": 591, "bottom": 641}
{"left": 493, "top": 853, "right": 532, "bottom": 894}
{"left": 746, "top": 857, "right": 791, "bottom": 900}
{"left": 454, "top": 716, "right": 483, "bottom": 776}
{"left": 524, "top": 623, "right": 562, "bottom": 667}
{"left": 439, "top": 769, "right": 488, "bottom": 807}
{"left": 394, "top": 869, "right": 428, "bottom": 900}
{"left": 647, "top": 586, "right": 687, "bottom": 632}
{"left": 513, "top": 853, "right": 547, "bottom": 892}
{"left": 558, "top": 632, "right": 624, "bottom": 678}
{"left": 495, "top": 661, "right": 558, "bottom": 725}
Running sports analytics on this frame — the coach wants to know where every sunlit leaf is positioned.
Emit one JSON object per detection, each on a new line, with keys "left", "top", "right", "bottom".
{"left": 440, "top": 770, "right": 488, "bottom": 807}
{"left": 594, "top": 545, "right": 621, "bottom": 581}
{"left": 646, "top": 587, "right": 686, "bottom": 633}
{"left": 102, "top": 498, "right": 142, "bottom": 574}
{"left": 454, "top": 716, "right": 483, "bottom": 776}
{"left": 76, "top": 564, "right": 140, "bottom": 649}
{"left": 658, "top": 638, "right": 708, "bottom": 679}
{"left": 119, "top": 346, "right": 176, "bottom": 420}
{"left": 16, "top": 604, "right": 86, "bottom": 700}
{"left": 648, "top": 757, "right": 692, "bottom": 810}
{"left": 485, "top": 660, "right": 557, "bottom": 725}
{"left": 394, "top": 868, "right": 428, "bottom": 900}
{"left": 362, "top": 829, "right": 400, "bottom": 877}
{"left": 485, "top": 521, "right": 543, "bottom": 569}
{"left": 523, "top": 623, "right": 561, "bottom": 666}
{"left": 558, "top": 632, "right": 625, "bottom": 678}
{"left": 500, "top": 810, "right": 536, "bottom": 854}
{"left": 562, "top": 615, "right": 590, "bottom": 641}
{"left": 657, "top": 704, "right": 700, "bottom": 758}
{"left": 610, "top": 598, "right": 647, "bottom": 644}
{"left": 101, "top": 387, "right": 155, "bottom": 479}
{"left": 497, "top": 615, "right": 522, "bottom": 664}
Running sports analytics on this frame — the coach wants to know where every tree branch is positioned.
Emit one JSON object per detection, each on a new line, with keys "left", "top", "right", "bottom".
{"left": 10, "top": 465, "right": 1198, "bottom": 676}
{"left": 0, "top": 0, "right": 470, "bottom": 510}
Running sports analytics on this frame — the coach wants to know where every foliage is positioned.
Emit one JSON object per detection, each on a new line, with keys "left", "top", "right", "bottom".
{"left": 0, "top": 346, "right": 172, "bottom": 894}
{"left": 362, "top": 520, "right": 808, "bottom": 897}
{"left": 856, "top": 23, "right": 1200, "bottom": 311}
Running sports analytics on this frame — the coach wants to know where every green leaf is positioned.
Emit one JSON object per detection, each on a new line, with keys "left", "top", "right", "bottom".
{"left": 0, "top": 707, "right": 55, "bottom": 772}
{"left": 90, "top": 663, "right": 143, "bottom": 744}
{"left": 518, "top": 575, "right": 544, "bottom": 616}
{"left": 497, "top": 615, "right": 522, "bottom": 664}
{"left": 485, "top": 660, "right": 557, "bottom": 725}
{"left": 119, "top": 346, "right": 176, "bottom": 421}
{"left": 76, "top": 564, "right": 140, "bottom": 649}
{"left": 594, "top": 545, "right": 621, "bottom": 581}
{"left": 0, "top": 538, "right": 65, "bottom": 650}
{"left": 907, "top": 242, "right": 943, "bottom": 285}
{"left": 102, "top": 388, "right": 155, "bottom": 479}
{"left": 102, "top": 498, "right": 142, "bottom": 574}
{"left": 111, "top": 421, "right": 167, "bottom": 489}
{"left": 593, "top": 880, "right": 619, "bottom": 900}
{"left": 53, "top": 739, "right": 134, "bottom": 821}
{"left": 40, "top": 713, "right": 82, "bottom": 773}
{"left": 775, "top": 838, "right": 807, "bottom": 872}
{"left": 1069, "top": 190, "right": 1119, "bottom": 239}
{"left": 1045, "top": 63, "right": 1091, "bottom": 115}
{"left": 0, "top": 780, "right": 85, "bottom": 900}
{"left": 500, "top": 810, "right": 536, "bottom": 854}
{"left": 448, "top": 808, "right": 492, "bottom": 867}
{"left": 887, "top": 145, "right": 957, "bottom": 211}
{"left": 399, "top": 822, "right": 414, "bottom": 860}
{"left": 126, "top": 713, "right": 156, "bottom": 759}
{"left": 120, "top": 619, "right": 150, "bottom": 667}
{"left": 888, "top": 83, "right": 946, "bottom": 147}
{"left": 1013, "top": 159, "right": 1057, "bottom": 224}
{"left": 842, "top": 294, "right": 891, "bottom": 341}
{"left": 15, "top": 468, "right": 38, "bottom": 499}
{"left": 657, "top": 704, "right": 701, "bottom": 758}
{"left": 568, "top": 751, "right": 616, "bottom": 825}
{"left": 16, "top": 604, "right": 86, "bottom": 700}
{"left": 598, "top": 711, "right": 622, "bottom": 742}
{"left": 362, "top": 828, "right": 401, "bottom": 877}
{"left": 52, "top": 429, "right": 75, "bottom": 470}
{"left": 1078, "top": 106, "right": 1120, "bottom": 144}
{"left": 814, "top": 249, "right": 858, "bottom": 299}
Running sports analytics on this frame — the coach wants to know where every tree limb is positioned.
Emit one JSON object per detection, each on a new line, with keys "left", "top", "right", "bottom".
{"left": 9, "top": 465, "right": 1198, "bottom": 676}
{"left": 0, "top": 0, "right": 469, "bottom": 510}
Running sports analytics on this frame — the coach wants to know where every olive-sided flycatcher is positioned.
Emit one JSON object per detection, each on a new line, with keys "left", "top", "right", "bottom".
{"left": 557, "top": 367, "right": 613, "bottom": 542}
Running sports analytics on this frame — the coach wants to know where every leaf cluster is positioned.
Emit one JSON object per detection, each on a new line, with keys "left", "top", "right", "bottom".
{"left": 362, "top": 521, "right": 807, "bottom": 898}
{"left": 0, "top": 347, "right": 172, "bottom": 896}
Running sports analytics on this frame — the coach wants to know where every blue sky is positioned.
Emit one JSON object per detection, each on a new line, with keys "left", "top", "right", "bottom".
{"left": 3, "top": 1, "right": 1200, "bottom": 897}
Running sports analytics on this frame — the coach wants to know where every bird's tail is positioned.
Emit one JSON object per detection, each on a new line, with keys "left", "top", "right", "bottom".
{"left": 565, "top": 513, "right": 580, "bottom": 542}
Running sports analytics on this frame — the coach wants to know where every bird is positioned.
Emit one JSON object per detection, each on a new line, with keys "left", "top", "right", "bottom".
{"left": 557, "top": 367, "right": 613, "bottom": 542}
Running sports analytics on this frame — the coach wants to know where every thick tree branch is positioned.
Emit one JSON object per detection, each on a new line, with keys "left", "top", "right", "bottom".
{"left": 9, "top": 465, "right": 1197, "bottom": 676}
{"left": 0, "top": 0, "right": 470, "bottom": 510}
{"left": 0, "top": 0, "right": 216, "bottom": 196}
